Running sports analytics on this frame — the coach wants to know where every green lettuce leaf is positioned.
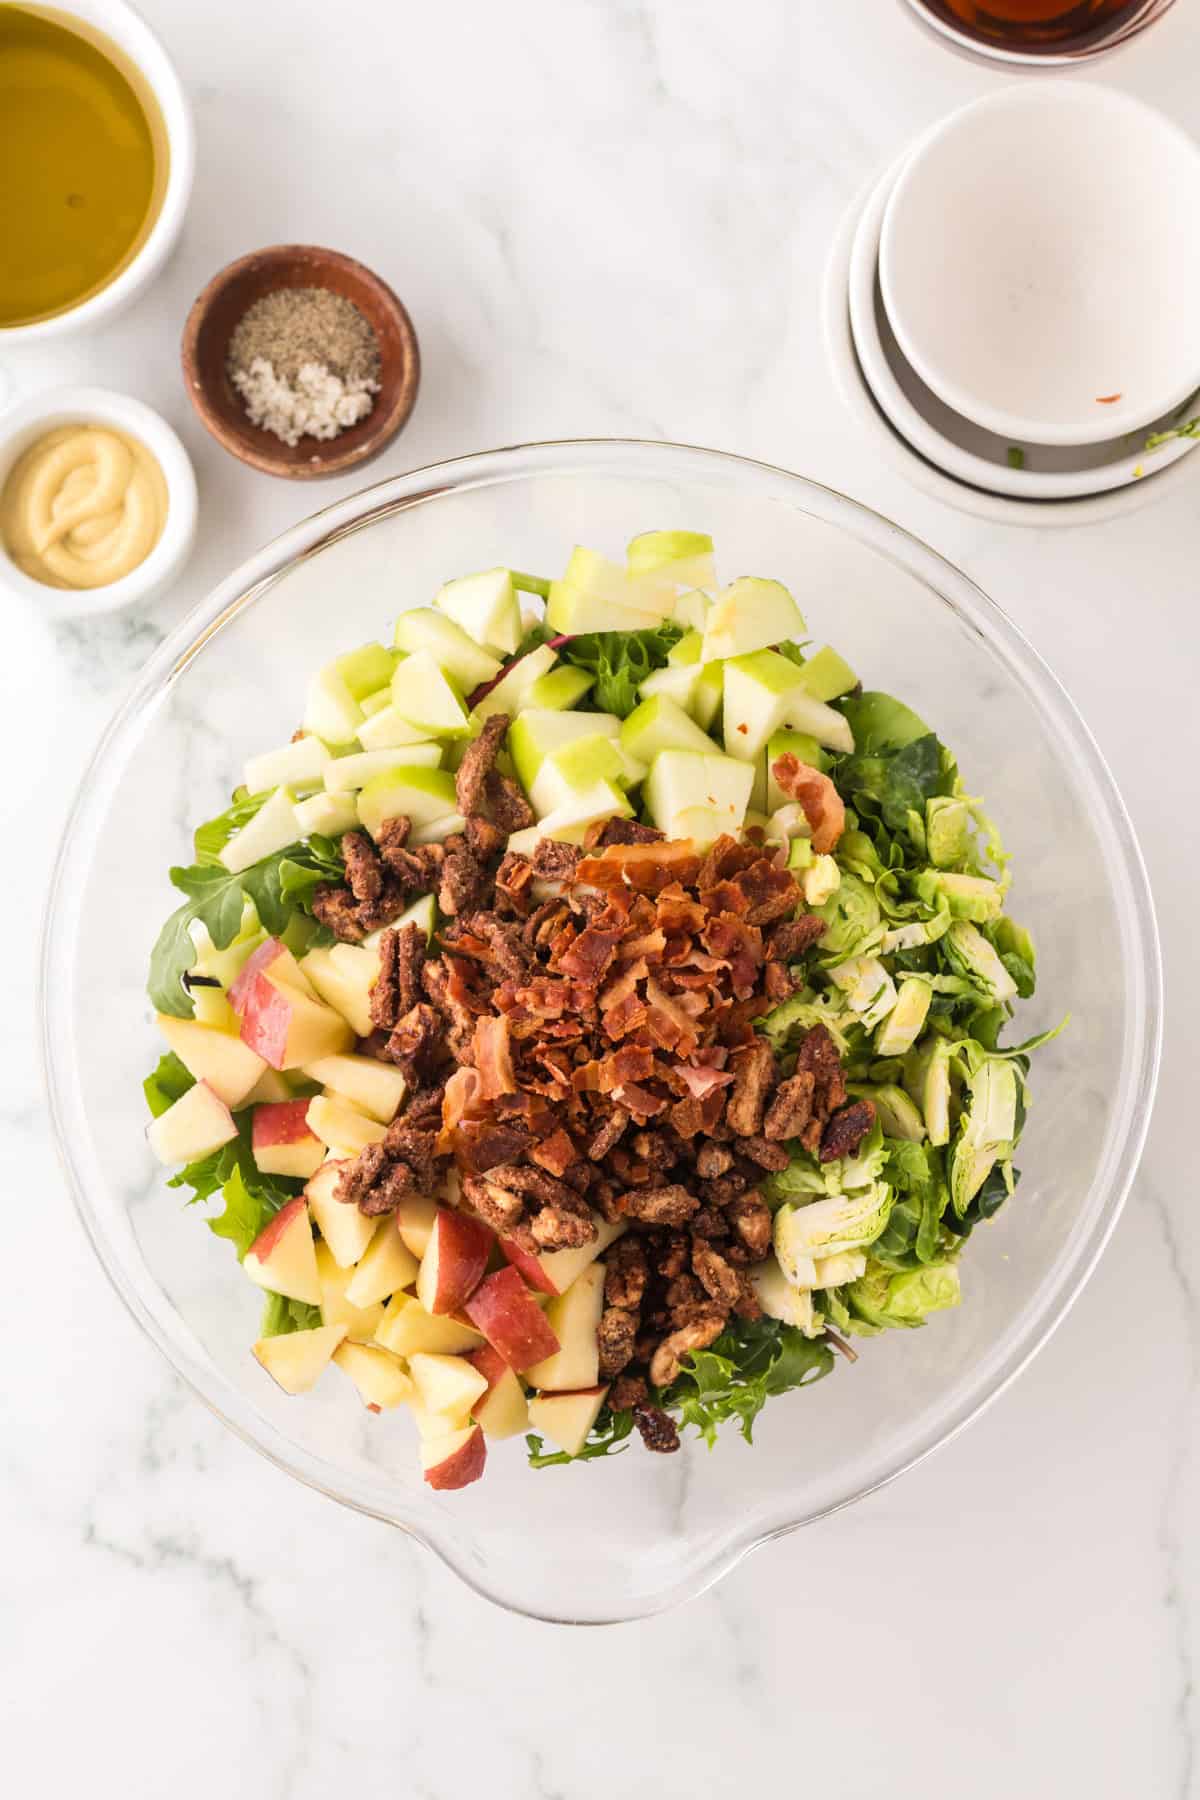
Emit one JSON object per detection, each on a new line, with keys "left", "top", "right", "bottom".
{"left": 557, "top": 622, "right": 684, "bottom": 717}
{"left": 839, "top": 690, "right": 930, "bottom": 753}
{"left": 143, "top": 1051, "right": 195, "bottom": 1118}
{"left": 259, "top": 1293, "right": 323, "bottom": 1338}
{"left": 835, "top": 733, "right": 952, "bottom": 837}
{"left": 659, "top": 1316, "right": 835, "bottom": 1446}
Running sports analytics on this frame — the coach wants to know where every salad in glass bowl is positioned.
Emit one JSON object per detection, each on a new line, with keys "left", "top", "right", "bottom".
{"left": 141, "top": 527, "right": 1060, "bottom": 1493}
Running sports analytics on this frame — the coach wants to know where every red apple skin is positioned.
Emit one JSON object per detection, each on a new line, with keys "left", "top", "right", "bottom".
{"left": 236, "top": 973, "right": 295, "bottom": 1068}
{"left": 252, "top": 1098, "right": 316, "bottom": 1150}
{"left": 423, "top": 1424, "right": 487, "bottom": 1491}
{"left": 247, "top": 1196, "right": 307, "bottom": 1262}
{"left": 419, "top": 1209, "right": 494, "bottom": 1315}
{"left": 228, "top": 939, "right": 286, "bottom": 1014}
{"left": 466, "top": 1341, "right": 511, "bottom": 1398}
{"left": 499, "top": 1236, "right": 558, "bottom": 1296}
{"left": 463, "top": 1266, "right": 561, "bottom": 1371}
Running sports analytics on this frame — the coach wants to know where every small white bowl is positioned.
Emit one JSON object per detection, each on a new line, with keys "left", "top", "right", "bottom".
{"left": 0, "top": 388, "right": 198, "bottom": 614}
{"left": 851, "top": 156, "right": 1199, "bottom": 500}
{"left": 823, "top": 170, "right": 1200, "bottom": 528}
{"left": 0, "top": 2, "right": 194, "bottom": 342}
{"left": 879, "top": 84, "right": 1200, "bottom": 447}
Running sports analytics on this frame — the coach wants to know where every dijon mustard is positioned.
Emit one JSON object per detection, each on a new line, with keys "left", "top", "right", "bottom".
{"left": 0, "top": 424, "right": 168, "bottom": 589}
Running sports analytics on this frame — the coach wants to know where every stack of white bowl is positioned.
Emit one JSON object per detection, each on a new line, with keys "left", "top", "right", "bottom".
{"left": 824, "top": 83, "right": 1200, "bottom": 526}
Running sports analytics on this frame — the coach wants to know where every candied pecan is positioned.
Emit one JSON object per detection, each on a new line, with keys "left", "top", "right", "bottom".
{"left": 494, "top": 850, "right": 534, "bottom": 915}
{"left": 665, "top": 1272, "right": 705, "bottom": 1314}
{"left": 422, "top": 959, "right": 475, "bottom": 1058}
{"left": 439, "top": 846, "right": 488, "bottom": 918}
{"left": 531, "top": 1205, "right": 594, "bottom": 1250}
{"left": 820, "top": 1099, "right": 876, "bottom": 1163}
{"left": 523, "top": 897, "right": 570, "bottom": 948}
{"left": 630, "top": 1130, "right": 677, "bottom": 1172}
{"left": 467, "top": 912, "right": 533, "bottom": 981}
{"left": 484, "top": 771, "right": 534, "bottom": 832}
{"left": 370, "top": 927, "right": 402, "bottom": 1029}
{"left": 690, "top": 1205, "right": 729, "bottom": 1240}
{"left": 530, "top": 839, "right": 581, "bottom": 883}
{"left": 312, "top": 883, "right": 366, "bottom": 943}
{"left": 609, "top": 1374, "right": 648, "bottom": 1412}
{"left": 699, "top": 1169, "right": 750, "bottom": 1206}
{"left": 376, "top": 814, "right": 411, "bottom": 853}
{"left": 691, "top": 1242, "right": 745, "bottom": 1310}
{"left": 763, "top": 960, "right": 797, "bottom": 1003}
{"left": 386, "top": 1001, "right": 440, "bottom": 1076}
{"left": 486, "top": 1163, "right": 579, "bottom": 1208}
{"left": 462, "top": 1174, "right": 527, "bottom": 1234}
{"left": 795, "top": 1023, "right": 843, "bottom": 1082}
{"left": 402, "top": 1081, "right": 446, "bottom": 1129}
{"left": 633, "top": 1406, "right": 680, "bottom": 1454}
{"left": 585, "top": 817, "right": 665, "bottom": 848}
{"left": 359, "top": 1160, "right": 424, "bottom": 1215}
{"left": 342, "top": 830, "right": 384, "bottom": 904}
{"left": 382, "top": 1121, "right": 439, "bottom": 1188}
{"left": 335, "top": 1142, "right": 387, "bottom": 1208}
{"left": 649, "top": 1309, "right": 726, "bottom": 1387}
{"left": 464, "top": 814, "right": 506, "bottom": 858}
{"left": 763, "top": 1069, "right": 815, "bottom": 1142}
{"left": 695, "top": 1141, "right": 734, "bottom": 1180}
{"left": 738, "top": 1135, "right": 791, "bottom": 1172}
{"left": 617, "top": 1183, "right": 698, "bottom": 1227}
{"left": 455, "top": 712, "right": 509, "bottom": 819}
{"left": 724, "top": 1191, "right": 772, "bottom": 1259}
{"left": 725, "top": 1037, "right": 778, "bottom": 1137}
{"left": 605, "top": 1236, "right": 648, "bottom": 1309}
{"left": 768, "top": 915, "right": 826, "bottom": 960}
{"left": 597, "top": 1307, "right": 639, "bottom": 1378}
{"left": 654, "top": 1229, "right": 691, "bottom": 1278}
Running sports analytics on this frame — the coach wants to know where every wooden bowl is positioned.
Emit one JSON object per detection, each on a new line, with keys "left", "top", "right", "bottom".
{"left": 181, "top": 245, "right": 420, "bottom": 479}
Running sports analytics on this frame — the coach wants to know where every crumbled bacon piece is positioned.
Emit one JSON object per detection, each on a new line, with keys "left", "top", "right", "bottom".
{"left": 770, "top": 756, "right": 846, "bottom": 854}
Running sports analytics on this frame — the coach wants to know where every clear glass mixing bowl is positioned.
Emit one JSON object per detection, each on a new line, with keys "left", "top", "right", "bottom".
{"left": 41, "top": 440, "right": 1161, "bottom": 1623}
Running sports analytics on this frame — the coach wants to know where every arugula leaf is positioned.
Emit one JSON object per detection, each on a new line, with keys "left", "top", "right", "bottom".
{"left": 148, "top": 839, "right": 345, "bottom": 1019}
{"left": 525, "top": 1406, "right": 636, "bottom": 1468}
{"left": 259, "top": 1292, "right": 323, "bottom": 1338}
{"left": 660, "top": 1316, "right": 834, "bottom": 1447}
{"left": 194, "top": 788, "right": 270, "bottom": 866}
{"left": 558, "top": 622, "right": 684, "bottom": 717}
{"left": 143, "top": 1051, "right": 195, "bottom": 1118}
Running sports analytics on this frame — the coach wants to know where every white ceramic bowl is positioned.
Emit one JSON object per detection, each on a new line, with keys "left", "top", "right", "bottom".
{"left": 0, "top": 387, "right": 198, "bottom": 613}
{"left": 823, "top": 170, "right": 1200, "bottom": 527}
{"left": 0, "top": 1, "right": 194, "bottom": 342}
{"left": 852, "top": 157, "right": 1199, "bottom": 500}
{"left": 879, "top": 84, "right": 1200, "bottom": 446}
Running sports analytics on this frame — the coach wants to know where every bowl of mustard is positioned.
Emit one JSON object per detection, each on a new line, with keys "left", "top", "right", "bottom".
{"left": 0, "top": 387, "right": 197, "bottom": 611}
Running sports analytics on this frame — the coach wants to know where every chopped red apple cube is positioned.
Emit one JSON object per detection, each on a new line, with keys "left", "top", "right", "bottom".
{"left": 306, "top": 1092, "right": 388, "bottom": 1155}
{"left": 253, "top": 1322, "right": 347, "bottom": 1394}
{"left": 467, "top": 1344, "right": 531, "bottom": 1439}
{"left": 236, "top": 972, "right": 353, "bottom": 1070}
{"left": 146, "top": 1080, "right": 237, "bottom": 1166}
{"left": 301, "top": 1052, "right": 406, "bottom": 1123}
{"left": 243, "top": 1198, "right": 321, "bottom": 1306}
{"left": 373, "top": 1294, "right": 484, "bottom": 1357}
{"left": 500, "top": 1215, "right": 626, "bottom": 1297}
{"left": 343, "top": 1217, "right": 419, "bottom": 1308}
{"left": 252, "top": 1099, "right": 325, "bottom": 1180}
{"left": 304, "top": 1159, "right": 377, "bottom": 1267}
{"left": 415, "top": 1208, "right": 493, "bottom": 1316}
{"left": 333, "top": 1341, "right": 412, "bottom": 1411}
{"left": 524, "top": 1262, "right": 606, "bottom": 1391}
{"left": 154, "top": 1013, "right": 267, "bottom": 1110}
{"left": 526, "top": 1386, "right": 610, "bottom": 1457}
{"left": 420, "top": 1423, "right": 487, "bottom": 1491}
{"left": 314, "top": 1242, "right": 385, "bottom": 1341}
{"left": 227, "top": 938, "right": 315, "bottom": 1009}
{"left": 408, "top": 1352, "right": 488, "bottom": 1424}
{"left": 463, "top": 1266, "right": 561, "bottom": 1372}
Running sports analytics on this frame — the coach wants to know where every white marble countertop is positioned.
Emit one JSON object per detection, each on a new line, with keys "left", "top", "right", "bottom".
{"left": 5, "top": 2, "right": 1197, "bottom": 1793}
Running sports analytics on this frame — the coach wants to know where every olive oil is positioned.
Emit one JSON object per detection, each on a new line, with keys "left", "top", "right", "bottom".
{"left": 0, "top": 5, "right": 166, "bottom": 327}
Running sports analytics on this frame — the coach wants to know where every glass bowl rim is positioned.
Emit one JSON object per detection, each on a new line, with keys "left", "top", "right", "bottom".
{"left": 40, "top": 436, "right": 1164, "bottom": 1622}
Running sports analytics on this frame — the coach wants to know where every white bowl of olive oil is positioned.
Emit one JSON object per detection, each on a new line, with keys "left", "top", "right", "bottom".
{"left": 0, "top": 1, "right": 194, "bottom": 339}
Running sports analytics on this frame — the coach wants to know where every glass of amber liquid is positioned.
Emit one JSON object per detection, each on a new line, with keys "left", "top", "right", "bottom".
{"left": 900, "top": 0, "right": 1176, "bottom": 64}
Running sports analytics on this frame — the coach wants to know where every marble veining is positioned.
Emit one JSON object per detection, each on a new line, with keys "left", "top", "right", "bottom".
{"left": 4, "top": 1, "right": 1198, "bottom": 1795}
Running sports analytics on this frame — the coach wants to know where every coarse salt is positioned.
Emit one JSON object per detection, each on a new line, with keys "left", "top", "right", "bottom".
{"left": 231, "top": 357, "right": 379, "bottom": 448}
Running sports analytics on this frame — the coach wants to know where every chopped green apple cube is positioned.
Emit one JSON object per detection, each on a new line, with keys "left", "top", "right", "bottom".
{"left": 243, "top": 735, "right": 331, "bottom": 795}
{"left": 472, "top": 644, "right": 558, "bottom": 721}
{"left": 293, "top": 790, "right": 359, "bottom": 838}
{"left": 304, "top": 663, "right": 364, "bottom": 745}
{"left": 508, "top": 708, "right": 621, "bottom": 793}
{"left": 701, "top": 577, "right": 806, "bottom": 663}
{"left": 393, "top": 608, "right": 501, "bottom": 693}
{"left": 434, "top": 567, "right": 523, "bottom": 656}
{"left": 620, "top": 693, "right": 717, "bottom": 764}
{"left": 545, "top": 581, "right": 664, "bottom": 637}
{"left": 672, "top": 588, "right": 710, "bottom": 632}
{"left": 722, "top": 649, "right": 855, "bottom": 759}
{"left": 356, "top": 703, "right": 441, "bottom": 752}
{"left": 218, "top": 786, "right": 298, "bottom": 875}
{"left": 795, "top": 644, "right": 858, "bottom": 703}
{"left": 528, "top": 733, "right": 641, "bottom": 819}
{"left": 409, "top": 810, "right": 468, "bottom": 845}
{"left": 626, "top": 529, "right": 716, "bottom": 592}
{"left": 525, "top": 665, "right": 595, "bottom": 710}
{"left": 390, "top": 651, "right": 470, "bottom": 738}
{"left": 667, "top": 630, "right": 703, "bottom": 668}
{"left": 522, "top": 779, "right": 632, "bottom": 845}
{"left": 323, "top": 744, "right": 441, "bottom": 792}
{"left": 335, "top": 642, "right": 399, "bottom": 701}
{"left": 357, "top": 765, "right": 458, "bottom": 840}
{"left": 560, "top": 545, "right": 675, "bottom": 615}
{"left": 359, "top": 687, "right": 392, "bottom": 717}
{"left": 644, "top": 749, "right": 754, "bottom": 844}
